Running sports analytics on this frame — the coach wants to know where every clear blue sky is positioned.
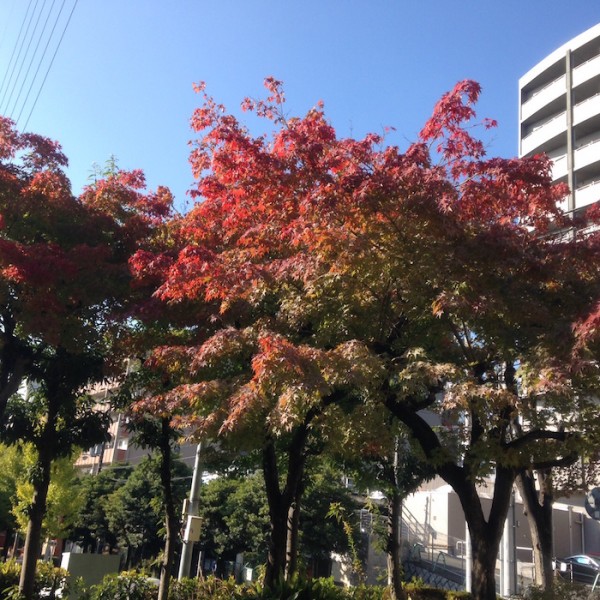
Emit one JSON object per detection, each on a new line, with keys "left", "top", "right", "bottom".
{"left": 0, "top": 1, "right": 598, "bottom": 211}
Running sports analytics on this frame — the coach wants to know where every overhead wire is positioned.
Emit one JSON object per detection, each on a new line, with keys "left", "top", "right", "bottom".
{"left": 6, "top": 0, "right": 49, "bottom": 119}
{"left": 0, "top": 0, "right": 19, "bottom": 56}
{"left": 21, "top": 0, "right": 78, "bottom": 131}
{"left": 8, "top": 0, "right": 58, "bottom": 122}
{"left": 0, "top": 0, "right": 35, "bottom": 111}
{"left": 15, "top": 0, "right": 68, "bottom": 128}
{"left": 0, "top": 0, "right": 40, "bottom": 114}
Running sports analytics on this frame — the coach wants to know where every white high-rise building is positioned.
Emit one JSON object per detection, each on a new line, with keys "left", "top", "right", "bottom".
{"left": 519, "top": 23, "right": 600, "bottom": 215}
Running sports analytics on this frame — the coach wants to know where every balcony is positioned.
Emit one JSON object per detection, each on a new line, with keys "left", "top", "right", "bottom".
{"left": 573, "top": 53, "right": 600, "bottom": 88}
{"left": 575, "top": 179, "right": 600, "bottom": 209}
{"left": 551, "top": 153, "right": 568, "bottom": 180}
{"left": 573, "top": 93, "right": 600, "bottom": 126}
{"left": 521, "top": 75, "right": 566, "bottom": 122}
{"left": 575, "top": 138, "right": 600, "bottom": 172}
{"left": 521, "top": 111, "right": 567, "bottom": 156}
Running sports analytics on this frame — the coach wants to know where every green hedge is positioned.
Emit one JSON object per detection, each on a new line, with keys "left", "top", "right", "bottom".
{"left": 0, "top": 566, "right": 478, "bottom": 600}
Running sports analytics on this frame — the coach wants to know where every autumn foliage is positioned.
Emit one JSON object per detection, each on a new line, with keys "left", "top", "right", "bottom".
{"left": 0, "top": 114, "right": 176, "bottom": 599}
{"left": 126, "top": 78, "right": 600, "bottom": 598}
{"left": 2, "top": 73, "right": 598, "bottom": 599}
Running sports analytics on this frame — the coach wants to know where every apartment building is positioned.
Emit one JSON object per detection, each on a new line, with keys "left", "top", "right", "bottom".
{"left": 74, "top": 382, "right": 198, "bottom": 474}
{"left": 519, "top": 22, "right": 600, "bottom": 215}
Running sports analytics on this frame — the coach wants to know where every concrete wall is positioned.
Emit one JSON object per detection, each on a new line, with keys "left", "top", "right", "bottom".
{"left": 60, "top": 553, "right": 120, "bottom": 593}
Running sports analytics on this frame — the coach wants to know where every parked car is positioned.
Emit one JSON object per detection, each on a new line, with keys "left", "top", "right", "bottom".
{"left": 557, "top": 555, "right": 600, "bottom": 586}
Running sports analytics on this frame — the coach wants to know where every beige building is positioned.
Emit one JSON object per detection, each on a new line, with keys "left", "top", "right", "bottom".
{"left": 74, "top": 382, "right": 198, "bottom": 474}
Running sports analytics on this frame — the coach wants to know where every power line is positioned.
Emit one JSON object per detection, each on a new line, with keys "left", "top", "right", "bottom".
{"left": 0, "top": 0, "right": 19, "bottom": 57}
{"left": 0, "top": 0, "right": 40, "bottom": 114}
{"left": 0, "top": 0, "right": 35, "bottom": 110}
{"left": 16, "top": 0, "right": 67, "bottom": 128}
{"left": 6, "top": 0, "right": 49, "bottom": 118}
{"left": 9, "top": 0, "right": 58, "bottom": 122}
{"left": 22, "top": 0, "right": 78, "bottom": 131}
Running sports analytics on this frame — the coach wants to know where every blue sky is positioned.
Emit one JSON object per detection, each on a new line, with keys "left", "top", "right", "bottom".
{"left": 0, "top": 1, "right": 599, "bottom": 211}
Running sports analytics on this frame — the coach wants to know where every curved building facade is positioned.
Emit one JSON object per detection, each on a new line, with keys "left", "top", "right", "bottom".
{"left": 519, "top": 23, "right": 600, "bottom": 214}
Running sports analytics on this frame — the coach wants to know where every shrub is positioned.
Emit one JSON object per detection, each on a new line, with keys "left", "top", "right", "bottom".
{"left": 404, "top": 583, "right": 447, "bottom": 600}
{"left": 169, "top": 575, "right": 245, "bottom": 600}
{"left": 36, "top": 561, "right": 71, "bottom": 598}
{"left": 244, "top": 575, "right": 361, "bottom": 599}
{"left": 520, "top": 578, "right": 600, "bottom": 600}
{"left": 347, "top": 583, "right": 389, "bottom": 600}
{"left": 0, "top": 561, "right": 20, "bottom": 598}
{"left": 88, "top": 570, "right": 157, "bottom": 600}
{"left": 446, "top": 593, "right": 473, "bottom": 600}
{"left": 0, "top": 560, "right": 71, "bottom": 600}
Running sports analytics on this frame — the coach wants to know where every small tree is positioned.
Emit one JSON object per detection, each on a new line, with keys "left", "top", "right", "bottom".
{"left": 71, "top": 466, "right": 132, "bottom": 553}
{"left": 126, "top": 415, "right": 184, "bottom": 600}
{"left": 197, "top": 464, "right": 357, "bottom": 575}
{"left": 104, "top": 455, "right": 190, "bottom": 571}
{"left": 2, "top": 349, "right": 110, "bottom": 600}
{"left": 0, "top": 444, "right": 23, "bottom": 550}
{"left": 5, "top": 355, "right": 111, "bottom": 600}
{"left": 12, "top": 447, "right": 84, "bottom": 546}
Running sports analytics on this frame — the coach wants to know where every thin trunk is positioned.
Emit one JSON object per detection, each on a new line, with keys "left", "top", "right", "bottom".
{"left": 262, "top": 439, "right": 288, "bottom": 587}
{"left": 157, "top": 418, "right": 179, "bottom": 600}
{"left": 0, "top": 348, "right": 28, "bottom": 426}
{"left": 517, "top": 469, "right": 554, "bottom": 590}
{"left": 386, "top": 489, "right": 407, "bottom": 600}
{"left": 285, "top": 491, "right": 302, "bottom": 581}
{"left": 19, "top": 451, "right": 52, "bottom": 600}
{"left": 262, "top": 420, "right": 309, "bottom": 588}
{"left": 19, "top": 386, "right": 60, "bottom": 600}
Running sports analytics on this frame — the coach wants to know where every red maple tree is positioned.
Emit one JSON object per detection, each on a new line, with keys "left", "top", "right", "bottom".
{"left": 0, "top": 115, "right": 174, "bottom": 599}
{"left": 132, "top": 79, "right": 600, "bottom": 599}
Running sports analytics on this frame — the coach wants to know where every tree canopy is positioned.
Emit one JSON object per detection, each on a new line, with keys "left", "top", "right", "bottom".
{"left": 129, "top": 78, "right": 600, "bottom": 598}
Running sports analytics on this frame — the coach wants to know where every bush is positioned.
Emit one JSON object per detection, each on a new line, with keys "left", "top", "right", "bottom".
{"left": 0, "top": 561, "right": 20, "bottom": 598}
{"left": 243, "top": 576, "right": 384, "bottom": 599}
{"left": 520, "top": 578, "right": 600, "bottom": 600}
{"left": 169, "top": 576, "right": 246, "bottom": 600}
{"left": 88, "top": 571, "right": 157, "bottom": 600}
{"left": 36, "top": 561, "right": 71, "bottom": 598}
{"left": 404, "top": 583, "right": 447, "bottom": 600}
{"left": 245, "top": 576, "right": 339, "bottom": 599}
{"left": 446, "top": 593, "right": 473, "bottom": 600}
{"left": 0, "top": 560, "right": 71, "bottom": 600}
{"left": 347, "top": 583, "right": 389, "bottom": 600}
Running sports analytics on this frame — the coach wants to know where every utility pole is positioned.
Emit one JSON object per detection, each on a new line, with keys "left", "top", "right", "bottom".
{"left": 178, "top": 443, "right": 203, "bottom": 580}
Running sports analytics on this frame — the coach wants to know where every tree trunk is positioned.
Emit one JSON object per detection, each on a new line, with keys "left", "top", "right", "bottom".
{"left": 285, "top": 492, "right": 302, "bottom": 581}
{"left": 0, "top": 313, "right": 36, "bottom": 427}
{"left": 387, "top": 489, "right": 407, "bottom": 600}
{"left": 157, "top": 418, "right": 179, "bottom": 600}
{"left": 470, "top": 535, "right": 500, "bottom": 600}
{"left": 262, "top": 439, "right": 289, "bottom": 587}
{"left": 19, "top": 451, "right": 52, "bottom": 600}
{"left": 517, "top": 469, "right": 554, "bottom": 590}
{"left": 458, "top": 469, "right": 515, "bottom": 600}
{"left": 0, "top": 342, "right": 29, "bottom": 426}
{"left": 262, "top": 422, "right": 309, "bottom": 588}
{"left": 385, "top": 394, "right": 516, "bottom": 600}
